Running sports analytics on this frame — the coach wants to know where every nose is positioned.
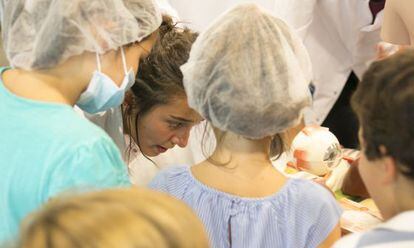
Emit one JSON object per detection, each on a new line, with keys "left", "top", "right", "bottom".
{"left": 171, "top": 129, "right": 190, "bottom": 148}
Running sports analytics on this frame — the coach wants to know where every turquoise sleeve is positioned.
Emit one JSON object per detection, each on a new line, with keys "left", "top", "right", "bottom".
{"left": 46, "top": 136, "right": 131, "bottom": 199}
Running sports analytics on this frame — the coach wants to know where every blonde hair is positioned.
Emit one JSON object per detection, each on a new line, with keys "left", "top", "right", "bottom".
{"left": 16, "top": 188, "right": 209, "bottom": 248}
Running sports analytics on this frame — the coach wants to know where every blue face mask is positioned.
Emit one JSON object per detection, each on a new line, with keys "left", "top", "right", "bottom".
{"left": 76, "top": 47, "right": 135, "bottom": 114}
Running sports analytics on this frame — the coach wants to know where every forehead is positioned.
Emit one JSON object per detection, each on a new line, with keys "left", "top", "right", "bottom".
{"left": 151, "top": 97, "right": 202, "bottom": 120}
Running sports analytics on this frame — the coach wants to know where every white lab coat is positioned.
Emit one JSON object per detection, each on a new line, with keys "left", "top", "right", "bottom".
{"left": 273, "top": 0, "right": 383, "bottom": 124}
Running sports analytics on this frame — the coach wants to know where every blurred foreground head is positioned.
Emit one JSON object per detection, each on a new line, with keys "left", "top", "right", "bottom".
{"left": 15, "top": 188, "right": 209, "bottom": 248}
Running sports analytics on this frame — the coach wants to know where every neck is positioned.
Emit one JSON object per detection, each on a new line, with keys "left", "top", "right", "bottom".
{"left": 2, "top": 53, "right": 94, "bottom": 105}
{"left": 209, "top": 132, "right": 274, "bottom": 169}
{"left": 398, "top": 199, "right": 414, "bottom": 213}
{"left": 193, "top": 131, "right": 287, "bottom": 197}
{"left": 394, "top": 177, "right": 414, "bottom": 214}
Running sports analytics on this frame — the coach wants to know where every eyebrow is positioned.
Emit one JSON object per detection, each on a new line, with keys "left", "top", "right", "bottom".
{"left": 169, "top": 115, "right": 194, "bottom": 123}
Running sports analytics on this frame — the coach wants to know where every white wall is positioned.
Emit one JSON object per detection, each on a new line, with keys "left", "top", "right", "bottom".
{"left": 168, "top": 0, "right": 277, "bottom": 31}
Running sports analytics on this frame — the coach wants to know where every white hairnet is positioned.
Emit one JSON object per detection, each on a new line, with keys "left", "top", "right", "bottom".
{"left": 181, "top": 3, "right": 312, "bottom": 139}
{"left": 0, "top": 0, "right": 162, "bottom": 70}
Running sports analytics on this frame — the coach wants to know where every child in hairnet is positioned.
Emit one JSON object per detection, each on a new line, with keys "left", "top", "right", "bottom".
{"left": 149, "top": 3, "right": 342, "bottom": 248}
{"left": 0, "top": 0, "right": 161, "bottom": 243}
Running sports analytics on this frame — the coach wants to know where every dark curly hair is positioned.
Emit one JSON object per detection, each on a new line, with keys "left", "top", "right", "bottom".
{"left": 122, "top": 15, "right": 198, "bottom": 160}
{"left": 351, "top": 49, "right": 414, "bottom": 179}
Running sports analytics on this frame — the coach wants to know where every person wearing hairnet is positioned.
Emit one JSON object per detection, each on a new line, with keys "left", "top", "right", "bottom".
{"left": 81, "top": 0, "right": 181, "bottom": 155}
{"left": 149, "top": 4, "right": 342, "bottom": 248}
{"left": 0, "top": 0, "right": 161, "bottom": 242}
{"left": 83, "top": 2, "right": 203, "bottom": 182}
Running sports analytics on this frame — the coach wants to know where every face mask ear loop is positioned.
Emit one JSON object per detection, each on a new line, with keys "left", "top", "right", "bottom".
{"left": 120, "top": 46, "right": 128, "bottom": 75}
{"left": 96, "top": 52, "right": 102, "bottom": 72}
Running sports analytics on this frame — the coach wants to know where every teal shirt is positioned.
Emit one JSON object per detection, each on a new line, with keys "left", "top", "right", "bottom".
{"left": 0, "top": 67, "right": 131, "bottom": 242}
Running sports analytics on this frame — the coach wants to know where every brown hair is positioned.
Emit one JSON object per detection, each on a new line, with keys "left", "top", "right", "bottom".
{"left": 16, "top": 188, "right": 209, "bottom": 248}
{"left": 351, "top": 50, "right": 414, "bottom": 179}
{"left": 123, "top": 16, "right": 198, "bottom": 159}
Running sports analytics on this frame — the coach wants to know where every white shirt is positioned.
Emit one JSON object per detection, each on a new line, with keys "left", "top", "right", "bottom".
{"left": 273, "top": 0, "right": 383, "bottom": 124}
{"left": 334, "top": 211, "right": 414, "bottom": 248}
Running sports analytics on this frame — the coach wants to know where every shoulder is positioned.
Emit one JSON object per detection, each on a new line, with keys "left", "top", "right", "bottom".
{"left": 60, "top": 113, "right": 124, "bottom": 166}
{"left": 299, "top": 179, "right": 342, "bottom": 216}
{"left": 25, "top": 106, "right": 116, "bottom": 152}
{"left": 279, "top": 179, "right": 342, "bottom": 247}
{"left": 58, "top": 115, "right": 126, "bottom": 171}
{"left": 47, "top": 118, "right": 130, "bottom": 197}
{"left": 148, "top": 166, "right": 190, "bottom": 192}
{"left": 280, "top": 178, "right": 342, "bottom": 216}
{"left": 269, "top": 178, "right": 342, "bottom": 218}
{"left": 287, "top": 178, "right": 338, "bottom": 205}
{"left": 47, "top": 143, "right": 130, "bottom": 199}
{"left": 51, "top": 109, "right": 123, "bottom": 159}
{"left": 153, "top": 166, "right": 189, "bottom": 179}
{"left": 56, "top": 109, "right": 112, "bottom": 142}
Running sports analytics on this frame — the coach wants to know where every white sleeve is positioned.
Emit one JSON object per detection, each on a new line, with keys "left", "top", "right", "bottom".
{"left": 272, "top": 0, "right": 317, "bottom": 39}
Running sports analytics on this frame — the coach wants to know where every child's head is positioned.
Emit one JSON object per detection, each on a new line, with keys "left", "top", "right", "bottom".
{"left": 16, "top": 188, "right": 209, "bottom": 248}
{"left": 352, "top": 50, "right": 414, "bottom": 219}
{"left": 1, "top": 0, "right": 161, "bottom": 70}
{"left": 123, "top": 16, "right": 203, "bottom": 157}
{"left": 181, "top": 3, "right": 312, "bottom": 157}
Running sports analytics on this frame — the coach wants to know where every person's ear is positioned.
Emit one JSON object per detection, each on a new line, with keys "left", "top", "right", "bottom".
{"left": 379, "top": 145, "right": 398, "bottom": 185}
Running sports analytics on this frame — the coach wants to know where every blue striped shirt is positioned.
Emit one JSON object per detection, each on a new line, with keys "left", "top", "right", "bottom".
{"left": 149, "top": 166, "right": 342, "bottom": 248}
